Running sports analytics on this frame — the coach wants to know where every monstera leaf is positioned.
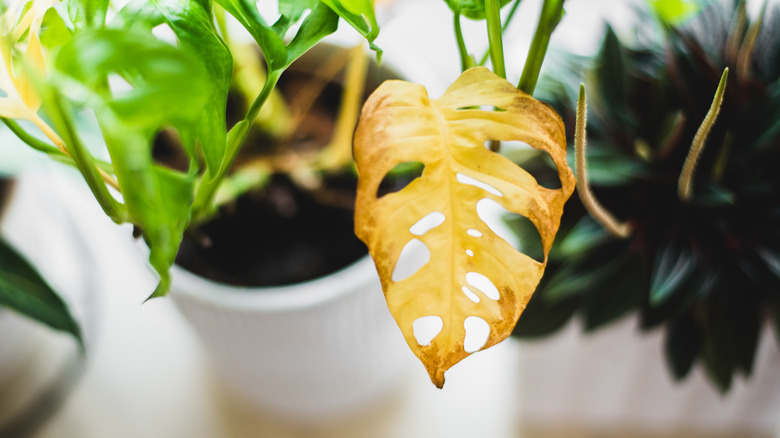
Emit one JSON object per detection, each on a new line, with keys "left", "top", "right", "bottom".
{"left": 354, "top": 67, "right": 575, "bottom": 387}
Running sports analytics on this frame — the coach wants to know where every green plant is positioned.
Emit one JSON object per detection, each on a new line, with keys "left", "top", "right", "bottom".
{"left": 1, "top": 0, "right": 583, "bottom": 387}
{"left": 513, "top": 0, "right": 780, "bottom": 392}
{"left": 0, "top": 0, "right": 379, "bottom": 295}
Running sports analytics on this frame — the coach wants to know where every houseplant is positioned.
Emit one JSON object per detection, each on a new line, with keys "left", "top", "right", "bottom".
{"left": 1, "top": 0, "right": 584, "bottom": 400}
{"left": 512, "top": 0, "right": 780, "bottom": 393}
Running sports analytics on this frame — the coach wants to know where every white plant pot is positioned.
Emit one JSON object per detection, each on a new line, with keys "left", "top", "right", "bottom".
{"left": 169, "top": 255, "right": 413, "bottom": 420}
{"left": 516, "top": 316, "right": 780, "bottom": 436}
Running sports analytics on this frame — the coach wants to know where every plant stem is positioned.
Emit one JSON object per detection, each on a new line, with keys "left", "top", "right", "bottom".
{"left": 736, "top": 0, "right": 767, "bottom": 82}
{"left": 678, "top": 68, "right": 729, "bottom": 202}
{"left": 485, "top": 0, "right": 506, "bottom": 79}
{"left": 1, "top": 117, "right": 115, "bottom": 174}
{"left": 575, "top": 84, "right": 632, "bottom": 238}
{"left": 517, "top": 0, "right": 564, "bottom": 94}
{"left": 479, "top": 0, "right": 523, "bottom": 66}
{"left": 192, "top": 70, "right": 282, "bottom": 221}
{"left": 45, "top": 94, "right": 127, "bottom": 222}
{"left": 453, "top": 12, "right": 473, "bottom": 72}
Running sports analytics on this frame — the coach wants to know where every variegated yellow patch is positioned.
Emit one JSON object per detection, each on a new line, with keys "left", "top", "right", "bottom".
{"left": 354, "top": 67, "right": 575, "bottom": 387}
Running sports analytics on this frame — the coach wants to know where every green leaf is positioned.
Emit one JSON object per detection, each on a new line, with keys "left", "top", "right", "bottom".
{"left": 279, "top": 0, "right": 318, "bottom": 22}
{"left": 443, "top": 0, "right": 513, "bottom": 20}
{"left": 0, "top": 237, "right": 83, "bottom": 347}
{"left": 512, "top": 290, "right": 577, "bottom": 337}
{"left": 581, "top": 255, "right": 646, "bottom": 331}
{"left": 320, "top": 0, "right": 379, "bottom": 50}
{"left": 40, "top": 7, "right": 73, "bottom": 50}
{"left": 67, "top": 0, "right": 109, "bottom": 29}
{"left": 730, "top": 290, "right": 760, "bottom": 377}
{"left": 664, "top": 311, "right": 701, "bottom": 380}
{"left": 52, "top": 29, "right": 209, "bottom": 297}
{"left": 648, "top": 0, "right": 700, "bottom": 26}
{"left": 567, "top": 142, "right": 645, "bottom": 186}
{"left": 649, "top": 238, "right": 699, "bottom": 307}
{"left": 596, "top": 26, "right": 633, "bottom": 130}
{"left": 213, "top": 0, "right": 288, "bottom": 70}
{"left": 557, "top": 217, "right": 612, "bottom": 257}
{"left": 284, "top": 2, "right": 339, "bottom": 67}
{"left": 114, "top": 0, "right": 232, "bottom": 176}
{"left": 701, "top": 294, "right": 737, "bottom": 393}
{"left": 542, "top": 240, "right": 627, "bottom": 302}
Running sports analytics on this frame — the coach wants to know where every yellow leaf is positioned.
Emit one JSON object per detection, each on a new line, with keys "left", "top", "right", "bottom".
{"left": 354, "top": 67, "right": 575, "bottom": 387}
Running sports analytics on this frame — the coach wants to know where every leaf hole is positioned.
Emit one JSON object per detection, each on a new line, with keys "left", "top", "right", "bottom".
{"left": 466, "top": 229, "right": 482, "bottom": 237}
{"left": 152, "top": 127, "right": 190, "bottom": 172}
{"left": 409, "top": 211, "right": 445, "bottom": 236}
{"left": 462, "top": 286, "right": 480, "bottom": 303}
{"left": 465, "top": 272, "right": 500, "bottom": 301}
{"left": 456, "top": 172, "right": 503, "bottom": 197}
{"left": 513, "top": 147, "right": 563, "bottom": 190}
{"left": 475, "top": 198, "right": 524, "bottom": 250}
{"left": 151, "top": 23, "right": 178, "bottom": 45}
{"left": 108, "top": 73, "right": 134, "bottom": 96}
{"left": 456, "top": 105, "right": 507, "bottom": 112}
{"left": 463, "top": 316, "right": 490, "bottom": 353}
{"left": 377, "top": 161, "right": 424, "bottom": 199}
{"left": 413, "top": 316, "right": 443, "bottom": 346}
{"left": 502, "top": 211, "right": 545, "bottom": 263}
{"left": 392, "top": 238, "right": 430, "bottom": 282}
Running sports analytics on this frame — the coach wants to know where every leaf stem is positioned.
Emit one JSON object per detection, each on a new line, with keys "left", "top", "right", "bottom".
{"left": 478, "top": 0, "right": 523, "bottom": 67}
{"left": 1, "top": 117, "right": 115, "bottom": 175}
{"left": 678, "top": 68, "right": 729, "bottom": 202}
{"left": 485, "top": 0, "right": 506, "bottom": 79}
{"left": 453, "top": 12, "right": 473, "bottom": 72}
{"left": 192, "top": 69, "right": 282, "bottom": 221}
{"left": 44, "top": 93, "right": 127, "bottom": 222}
{"left": 736, "top": 0, "right": 767, "bottom": 82}
{"left": 575, "top": 84, "right": 632, "bottom": 238}
{"left": 517, "top": 0, "right": 564, "bottom": 94}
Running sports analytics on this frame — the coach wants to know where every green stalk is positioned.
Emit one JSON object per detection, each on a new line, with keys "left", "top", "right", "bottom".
{"left": 479, "top": 0, "right": 524, "bottom": 66}
{"left": 192, "top": 70, "right": 282, "bottom": 221}
{"left": 575, "top": 84, "right": 631, "bottom": 238}
{"left": 45, "top": 94, "right": 128, "bottom": 223}
{"left": 453, "top": 12, "right": 474, "bottom": 72}
{"left": 485, "top": 0, "right": 506, "bottom": 79}
{"left": 678, "top": 68, "right": 729, "bottom": 202}
{"left": 1, "top": 117, "right": 115, "bottom": 174}
{"left": 517, "top": 0, "right": 564, "bottom": 94}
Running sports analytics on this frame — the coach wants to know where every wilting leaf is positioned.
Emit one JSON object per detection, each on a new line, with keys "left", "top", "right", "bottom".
{"left": 354, "top": 67, "right": 575, "bottom": 387}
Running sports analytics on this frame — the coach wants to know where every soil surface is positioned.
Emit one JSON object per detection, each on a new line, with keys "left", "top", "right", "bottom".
{"left": 175, "top": 172, "right": 367, "bottom": 287}
{"left": 169, "top": 46, "right": 401, "bottom": 288}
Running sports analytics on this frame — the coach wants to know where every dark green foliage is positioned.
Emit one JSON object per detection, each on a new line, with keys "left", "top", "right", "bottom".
{"left": 513, "top": 0, "right": 780, "bottom": 392}
{"left": 0, "top": 238, "right": 83, "bottom": 347}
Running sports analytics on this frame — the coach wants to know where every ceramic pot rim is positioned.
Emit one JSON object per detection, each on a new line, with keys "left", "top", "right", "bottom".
{"left": 170, "top": 254, "right": 379, "bottom": 313}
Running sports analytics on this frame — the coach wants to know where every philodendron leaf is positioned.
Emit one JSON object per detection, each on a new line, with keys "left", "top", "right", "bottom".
{"left": 354, "top": 67, "right": 575, "bottom": 387}
{"left": 113, "top": 0, "right": 232, "bottom": 176}
{"left": 320, "top": 0, "right": 380, "bottom": 53}
{"left": 0, "top": 237, "right": 82, "bottom": 347}
{"left": 53, "top": 29, "right": 210, "bottom": 298}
